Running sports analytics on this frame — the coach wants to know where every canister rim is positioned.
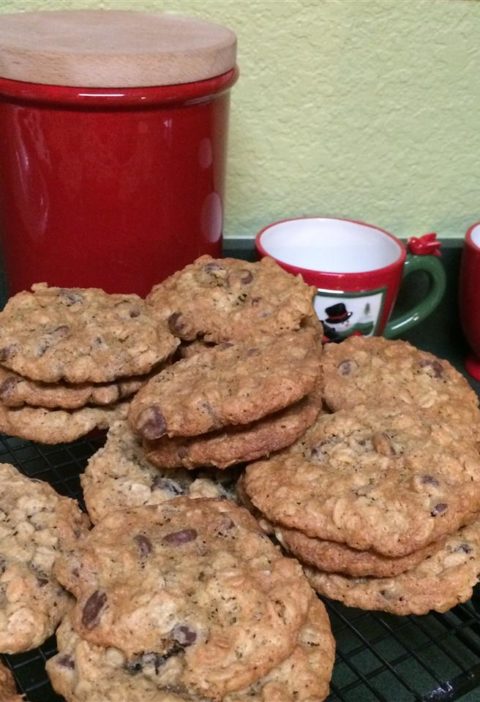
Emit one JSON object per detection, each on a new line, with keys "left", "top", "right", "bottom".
{"left": 0, "top": 67, "right": 239, "bottom": 107}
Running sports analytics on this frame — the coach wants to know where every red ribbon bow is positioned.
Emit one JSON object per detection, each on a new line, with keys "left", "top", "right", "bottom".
{"left": 407, "top": 233, "right": 441, "bottom": 257}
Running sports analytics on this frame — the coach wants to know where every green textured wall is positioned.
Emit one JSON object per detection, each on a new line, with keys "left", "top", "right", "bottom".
{"left": 1, "top": 0, "right": 480, "bottom": 241}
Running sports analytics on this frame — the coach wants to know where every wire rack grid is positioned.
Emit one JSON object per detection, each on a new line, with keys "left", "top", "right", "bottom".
{"left": 0, "top": 432, "right": 479, "bottom": 702}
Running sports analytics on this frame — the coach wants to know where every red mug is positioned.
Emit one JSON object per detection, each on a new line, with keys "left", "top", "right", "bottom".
{"left": 256, "top": 216, "right": 446, "bottom": 341}
{"left": 459, "top": 222, "right": 480, "bottom": 380}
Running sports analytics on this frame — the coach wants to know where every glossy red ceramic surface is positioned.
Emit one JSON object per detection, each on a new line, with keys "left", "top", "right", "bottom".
{"left": 0, "top": 68, "right": 238, "bottom": 296}
{"left": 460, "top": 222, "right": 480, "bottom": 371}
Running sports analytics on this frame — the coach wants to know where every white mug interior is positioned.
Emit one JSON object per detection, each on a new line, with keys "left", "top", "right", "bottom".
{"left": 259, "top": 218, "right": 403, "bottom": 273}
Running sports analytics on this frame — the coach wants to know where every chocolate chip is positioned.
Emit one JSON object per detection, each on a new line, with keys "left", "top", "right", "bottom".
{"left": 310, "top": 438, "right": 336, "bottom": 461}
{"left": 37, "top": 326, "right": 71, "bottom": 357}
{"left": 59, "top": 290, "right": 84, "bottom": 306}
{"left": 152, "top": 476, "right": 184, "bottom": 496}
{"left": 126, "top": 645, "right": 183, "bottom": 675}
{"left": 134, "top": 534, "right": 152, "bottom": 557}
{"left": 216, "top": 516, "right": 235, "bottom": 535}
{"left": 338, "top": 359, "right": 358, "bottom": 376}
{"left": 172, "top": 624, "right": 197, "bottom": 646}
{"left": 227, "top": 268, "right": 254, "bottom": 288}
{"left": 129, "top": 308, "right": 141, "bottom": 318}
{"left": 163, "top": 529, "right": 197, "bottom": 546}
{"left": 418, "top": 359, "right": 444, "bottom": 378}
{"left": 0, "top": 376, "right": 19, "bottom": 399}
{"left": 0, "top": 344, "right": 18, "bottom": 362}
{"left": 198, "top": 401, "right": 220, "bottom": 428}
{"left": 431, "top": 503, "right": 448, "bottom": 517}
{"left": 204, "top": 262, "right": 225, "bottom": 274}
{"left": 421, "top": 474, "right": 440, "bottom": 487}
{"left": 0, "top": 556, "right": 5, "bottom": 575}
{"left": 31, "top": 564, "right": 49, "bottom": 587}
{"left": 455, "top": 543, "right": 473, "bottom": 554}
{"left": 57, "top": 654, "right": 75, "bottom": 670}
{"left": 138, "top": 406, "right": 167, "bottom": 440}
{"left": 168, "top": 312, "right": 186, "bottom": 336}
{"left": 82, "top": 590, "right": 107, "bottom": 629}
{"left": 53, "top": 324, "right": 70, "bottom": 337}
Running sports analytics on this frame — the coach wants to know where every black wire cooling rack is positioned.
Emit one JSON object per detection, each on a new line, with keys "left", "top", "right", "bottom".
{"left": 1, "top": 432, "right": 480, "bottom": 702}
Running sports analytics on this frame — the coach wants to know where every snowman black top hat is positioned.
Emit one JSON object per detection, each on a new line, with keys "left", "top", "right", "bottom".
{"left": 324, "top": 302, "right": 353, "bottom": 324}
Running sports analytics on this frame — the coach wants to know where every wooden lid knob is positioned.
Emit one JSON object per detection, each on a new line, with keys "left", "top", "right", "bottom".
{"left": 0, "top": 10, "right": 237, "bottom": 87}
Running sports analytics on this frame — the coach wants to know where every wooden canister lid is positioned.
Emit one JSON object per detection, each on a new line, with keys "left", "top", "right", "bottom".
{"left": 0, "top": 10, "right": 237, "bottom": 87}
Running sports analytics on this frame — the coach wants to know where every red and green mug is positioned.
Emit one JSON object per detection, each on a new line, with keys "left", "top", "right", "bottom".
{"left": 255, "top": 217, "right": 445, "bottom": 342}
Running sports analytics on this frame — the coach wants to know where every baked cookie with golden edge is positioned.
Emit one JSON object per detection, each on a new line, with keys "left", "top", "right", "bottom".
{"left": 0, "top": 284, "right": 178, "bottom": 384}
{"left": 47, "top": 599, "right": 334, "bottom": 702}
{"left": 146, "top": 255, "right": 317, "bottom": 344}
{"left": 143, "top": 387, "right": 322, "bottom": 469}
{"left": 54, "top": 498, "right": 314, "bottom": 700}
{"left": 82, "top": 421, "right": 238, "bottom": 524}
{"left": 321, "top": 336, "right": 480, "bottom": 428}
{"left": 274, "top": 525, "right": 446, "bottom": 578}
{"left": 243, "top": 402, "right": 480, "bottom": 558}
{"left": 0, "top": 662, "right": 24, "bottom": 702}
{"left": 129, "top": 329, "right": 320, "bottom": 441}
{"left": 0, "top": 463, "right": 89, "bottom": 654}
{"left": 0, "top": 365, "right": 144, "bottom": 410}
{"left": 0, "top": 401, "right": 128, "bottom": 444}
{"left": 306, "top": 517, "right": 480, "bottom": 615}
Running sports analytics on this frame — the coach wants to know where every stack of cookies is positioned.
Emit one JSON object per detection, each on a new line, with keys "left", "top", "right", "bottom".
{"left": 242, "top": 336, "right": 480, "bottom": 615}
{"left": 121, "top": 254, "right": 324, "bottom": 470}
{"left": 46, "top": 497, "right": 335, "bottom": 702}
{"left": 0, "top": 462, "right": 89, "bottom": 658}
{"left": 0, "top": 284, "right": 178, "bottom": 444}
{"left": 129, "top": 328, "right": 322, "bottom": 469}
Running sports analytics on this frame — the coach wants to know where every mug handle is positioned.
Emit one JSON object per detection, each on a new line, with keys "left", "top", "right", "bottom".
{"left": 384, "top": 241, "right": 446, "bottom": 339}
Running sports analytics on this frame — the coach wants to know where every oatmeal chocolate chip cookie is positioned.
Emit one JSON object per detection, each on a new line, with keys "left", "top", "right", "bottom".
{"left": 0, "top": 365, "right": 144, "bottom": 410}
{"left": 146, "top": 255, "right": 318, "bottom": 343}
{"left": 0, "top": 661, "right": 23, "bottom": 701}
{"left": 129, "top": 330, "right": 320, "bottom": 440}
{"left": 0, "top": 284, "right": 178, "bottom": 383}
{"left": 306, "top": 517, "right": 480, "bottom": 615}
{"left": 82, "top": 421, "right": 238, "bottom": 524}
{"left": 47, "top": 599, "right": 334, "bottom": 702}
{"left": 0, "top": 401, "right": 128, "bottom": 444}
{"left": 55, "top": 498, "right": 314, "bottom": 699}
{"left": 244, "top": 402, "right": 480, "bottom": 557}
{"left": 274, "top": 525, "right": 446, "bottom": 578}
{"left": 322, "top": 336, "right": 479, "bottom": 421}
{"left": 143, "top": 387, "right": 322, "bottom": 470}
{"left": 0, "top": 463, "right": 89, "bottom": 654}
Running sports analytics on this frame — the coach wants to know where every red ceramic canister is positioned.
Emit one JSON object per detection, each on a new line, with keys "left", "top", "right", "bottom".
{"left": 459, "top": 222, "right": 480, "bottom": 379}
{"left": 0, "top": 11, "right": 238, "bottom": 296}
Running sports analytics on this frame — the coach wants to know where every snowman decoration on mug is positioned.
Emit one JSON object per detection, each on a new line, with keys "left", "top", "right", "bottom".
{"left": 321, "top": 302, "right": 375, "bottom": 342}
